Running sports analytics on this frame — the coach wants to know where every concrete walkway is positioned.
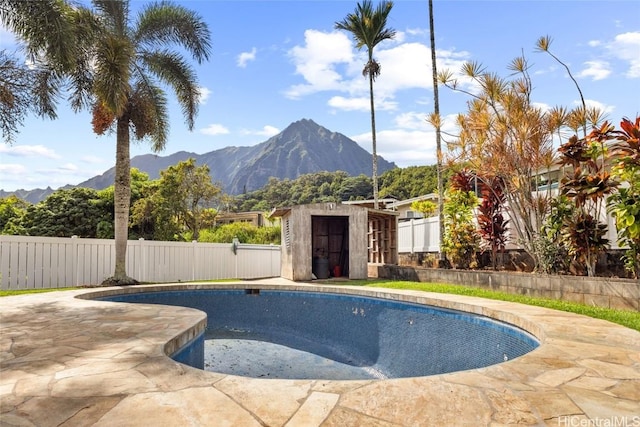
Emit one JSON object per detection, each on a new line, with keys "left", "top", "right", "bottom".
{"left": 1, "top": 279, "right": 639, "bottom": 426}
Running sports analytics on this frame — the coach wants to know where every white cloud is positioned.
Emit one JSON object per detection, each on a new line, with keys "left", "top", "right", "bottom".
{"left": 81, "top": 155, "right": 106, "bottom": 164}
{"left": 285, "top": 28, "right": 471, "bottom": 113}
{"left": 577, "top": 60, "right": 611, "bottom": 81}
{"left": 531, "top": 102, "right": 552, "bottom": 112}
{"left": 0, "top": 163, "right": 27, "bottom": 175}
{"left": 583, "top": 99, "right": 615, "bottom": 115}
{"left": 198, "top": 87, "right": 212, "bottom": 104}
{"left": 240, "top": 125, "right": 280, "bottom": 137}
{"left": 533, "top": 65, "right": 558, "bottom": 76}
{"left": 200, "top": 124, "right": 230, "bottom": 136}
{"left": 237, "top": 47, "right": 257, "bottom": 68}
{"left": 348, "top": 113, "right": 460, "bottom": 168}
{"left": 351, "top": 128, "right": 437, "bottom": 167}
{"left": 328, "top": 96, "right": 397, "bottom": 112}
{"left": 285, "top": 30, "right": 354, "bottom": 98}
{"left": 608, "top": 31, "right": 640, "bottom": 78}
{"left": 406, "top": 27, "right": 427, "bottom": 37}
{"left": 0, "top": 144, "right": 60, "bottom": 159}
{"left": 394, "top": 112, "right": 431, "bottom": 131}
{"left": 375, "top": 43, "right": 431, "bottom": 95}
{"left": 59, "top": 163, "right": 78, "bottom": 171}
{"left": 0, "top": 162, "right": 101, "bottom": 191}
{"left": 393, "top": 30, "right": 406, "bottom": 44}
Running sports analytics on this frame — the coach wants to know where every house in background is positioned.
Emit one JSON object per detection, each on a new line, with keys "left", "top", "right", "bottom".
{"left": 215, "top": 211, "right": 280, "bottom": 227}
{"left": 341, "top": 198, "right": 398, "bottom": 210}
{"left": 386, "top": 193, "right": 438, "bottom": 221}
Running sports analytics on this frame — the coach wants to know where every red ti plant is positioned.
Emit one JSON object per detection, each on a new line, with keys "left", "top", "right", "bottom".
{"left": 477, "top": 176, "right": 509, "bottom": 270}
{"left": 557, "top": 123, "right": 618, "bottom": 276}
{"left": 449, "top": 168, "right": 476, "bottom": 193}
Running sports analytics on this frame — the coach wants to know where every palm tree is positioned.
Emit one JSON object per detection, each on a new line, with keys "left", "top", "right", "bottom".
{"left": 427, "top": 0, "right": 445, "bottom": 264}
{"left": 0, "top": 0, "right": 86, "bottom": 143}
{"left": 82, "top": 0, "right": 211, "bottom": 285}
{"left": 0, "top": 0, "right": 79, "bottom": 72}
{"left": 335, "top": 0, "right": 395, "bottom": 210}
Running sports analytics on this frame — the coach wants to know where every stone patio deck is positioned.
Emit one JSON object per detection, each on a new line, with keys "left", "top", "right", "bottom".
{"left": 1, "top": 279, "right": 639, "bottom": 426}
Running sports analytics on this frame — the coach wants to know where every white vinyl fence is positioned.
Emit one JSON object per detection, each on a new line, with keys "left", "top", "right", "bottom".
{"left": 0, "top": 235, "right": 281, "bottom": 290}
{"left": 398, "top": 217, "right": 440, "bottom": 253}
{"left": 397, "top": 213, "right": 622, "bottom": 254}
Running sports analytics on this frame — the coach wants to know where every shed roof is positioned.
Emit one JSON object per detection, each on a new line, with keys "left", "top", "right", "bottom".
{"left": 269, "top": 203, "right": 398, "bottom": 218}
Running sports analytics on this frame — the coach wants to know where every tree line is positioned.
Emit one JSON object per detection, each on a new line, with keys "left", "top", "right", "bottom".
{"left": 0, "top": 161, "right": 442, "bottom": 240}
{"left": 232, "top": 164, "right": 444, "bottom": 212}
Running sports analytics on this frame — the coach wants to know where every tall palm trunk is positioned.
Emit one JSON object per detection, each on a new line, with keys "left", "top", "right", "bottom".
{"left": 369, "top": 68, "right": 379, "bottom": 210}
{"left": 334, "top": 1, "right": 395, "bottom": 211}
{"left": 112, "top": 115, "right": 134, "bottom": 283}
{"left": 428, "top": 0, "right": 445, "bottom": 262}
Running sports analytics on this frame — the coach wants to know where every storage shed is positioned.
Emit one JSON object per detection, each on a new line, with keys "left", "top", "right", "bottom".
{"left": 270, "top": 203, "right": 398, "bottom": 281}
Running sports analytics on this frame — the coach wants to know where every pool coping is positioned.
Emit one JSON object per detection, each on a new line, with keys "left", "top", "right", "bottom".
{"left": 1, "top": 278, "right": 639, "bottom": 426}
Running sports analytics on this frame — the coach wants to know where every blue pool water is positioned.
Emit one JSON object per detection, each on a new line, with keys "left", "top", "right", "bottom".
{"left": 100, "top": 289, "right": 539, "bottom": 380}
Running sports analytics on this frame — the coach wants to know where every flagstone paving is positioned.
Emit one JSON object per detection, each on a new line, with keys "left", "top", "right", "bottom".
{"left": 1, "top": 279, "right": 638, "bottom": 426}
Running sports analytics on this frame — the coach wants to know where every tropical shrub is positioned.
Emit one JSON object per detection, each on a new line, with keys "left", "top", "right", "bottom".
{"left": 198, "top": 222, "right": 281, "bottom": 245}
{"left": 477, "top": 176, "right": 509, "bottom": 270}
{"left": 537, "top": 195, "right": 574, "bottom": 274}
{"left": 16, "top": 188, "right": 111, "bottom": 238}
{"left": 410, "top": 200, "right": 437, "bottom": 217}
{"left": 0, "top": 196, "right": 29, "bottom": 234}
{"left": 607, "top": 116, "right": 640, "bottom": 278}
{"left": 442, "top": 170, "right": 479, "bottom": 269}
{"left": 557, "top": 124, "right": 617, "bottom": 276}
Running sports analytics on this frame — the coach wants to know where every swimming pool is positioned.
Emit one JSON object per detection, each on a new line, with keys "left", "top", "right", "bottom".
{"left": 99, "top": 288, "right": 539, "bottom": 380}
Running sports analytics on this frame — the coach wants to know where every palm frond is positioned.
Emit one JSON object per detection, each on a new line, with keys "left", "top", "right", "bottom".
{"left": 134, "top": 2, "right": 211, "bottom": 63}
{"left": 461, "top": 60, "right": 484, "bottom": 78}
{"left": 534, "top": 35, "right": 552, "bottom": 52}
{"left": 93, "top": 34, "right": 133, "bottom": 116}
{"left": 32, "top": 67, "right": 62, "bottom": 119}
{"left": 0, "top": 51, "right": 61, "bottom": 143}
{"left": 138, "top": 49, "right": 199, "bottom": 130}
{"left": 129, "top": 81, "right": 168, "bottom": 151}
{"left": 2, "top": 0, "right": 88, "bottom": 73}
{"left": 334, "top": 0, "right": 395, "bottom": 53}
{"left": 91, "top": 0, "right": 128, "bottom": 36}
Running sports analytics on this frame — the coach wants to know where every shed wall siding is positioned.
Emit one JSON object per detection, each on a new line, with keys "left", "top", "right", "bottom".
{"left": 278, "top": 203, "right": 371, "bottom": 281}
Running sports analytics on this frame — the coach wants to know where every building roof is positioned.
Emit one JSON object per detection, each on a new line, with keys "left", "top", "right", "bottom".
{"left": 269, "top": 202, "right": 398, "bottom": 218}
{"left": 386, "top": 193, "right": 438, "bottom": 210}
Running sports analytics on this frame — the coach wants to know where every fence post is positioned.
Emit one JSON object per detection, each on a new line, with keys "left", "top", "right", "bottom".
{"left": 232, "top": 238, "right": 239, "bottom": 278}
{"left": 410, "top": 219, "right": 415, "bottom": 254}
{"left": 271, "top": 243, "right": 277, "bottom": 276}
{"left": 192, "top": 240, "right": 197, "bottom": 281}
{"left": 137, "top": 238, "right": 144, "bottom": 282}
{"left": 71, "top": 235, "right": 79, "bottom": 287}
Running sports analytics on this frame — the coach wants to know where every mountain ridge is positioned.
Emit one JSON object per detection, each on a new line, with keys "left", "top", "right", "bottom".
{"left": 1, "top": 119, "right": 396, "bottom": 203}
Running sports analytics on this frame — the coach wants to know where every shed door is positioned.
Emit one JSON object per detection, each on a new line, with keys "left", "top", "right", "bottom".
{"left": 312, "top": 216, "right": 349, "bottom": 277}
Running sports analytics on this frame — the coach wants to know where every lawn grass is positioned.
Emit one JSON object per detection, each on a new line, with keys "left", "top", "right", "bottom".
{"left": 0, "top": 288, "right": 77, "bottom": 297}
{"left": 323, "top": 279, "right": 640, "bottom": 332}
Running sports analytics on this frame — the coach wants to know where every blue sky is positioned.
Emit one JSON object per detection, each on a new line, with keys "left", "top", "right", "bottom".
{"left": 1, "top": 0, "right": 639, "bottom": 192}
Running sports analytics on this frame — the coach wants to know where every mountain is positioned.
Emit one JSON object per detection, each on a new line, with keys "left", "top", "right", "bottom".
{"left": 2, "top": 119, "right": 396, "bottom": 203}
{"left": 0, "top": 187, "right": 71, "bottom": 205}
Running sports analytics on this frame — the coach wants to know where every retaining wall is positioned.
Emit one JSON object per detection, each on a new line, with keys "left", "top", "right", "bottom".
{"left": 370, "top": 264, "right": 639, "bottom": 311}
